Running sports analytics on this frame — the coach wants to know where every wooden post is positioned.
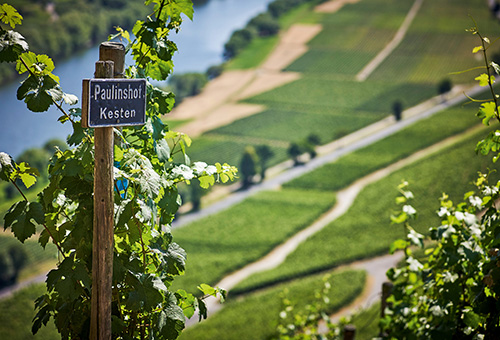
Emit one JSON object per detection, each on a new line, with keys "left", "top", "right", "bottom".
{"left": 381, "top": 281, "right": 394, "bottom": 318}
{"left": 90, "top": 42, "right": 125, "bottom": 340}
{"left": 343, "top": 324, "right": 356, "bottom": 340}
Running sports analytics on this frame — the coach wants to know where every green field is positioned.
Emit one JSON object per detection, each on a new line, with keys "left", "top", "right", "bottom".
{"left": 284, "top": 104, "right": 483, "bottom": 192}
{"left": 171, "top": 188, "right": 336, "bottom": 292}
{"left": 0, "top": 284, "right": 59, "bottom": 340}
{"left": 234, "top": 128, "right": 495, "bottom": 293}
{"left": 180, "top": 269, "right": 366, "bottom": 340}
{"left": 370, "top": 0, "right": 500, "bottom": 84}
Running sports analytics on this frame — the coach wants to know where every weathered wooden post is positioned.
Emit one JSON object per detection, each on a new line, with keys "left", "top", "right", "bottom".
{"left": 379, "top": 281, "right": 394, "bottom": 337}
{"left": 82, "top": 42, "right": 145, "bottom": 340}
{"left": 381, "top": 281, "right": 394, "bottom": 318}
{"left": 343, "top": 324, "right": 356, "bottom": 340}
{"left": 91, "top": 42, "right": 122, "bottom": 340}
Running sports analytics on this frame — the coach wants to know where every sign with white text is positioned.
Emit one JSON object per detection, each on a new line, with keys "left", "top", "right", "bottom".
{"left": 85, "top": 79, "right": 146, "bottom": 127}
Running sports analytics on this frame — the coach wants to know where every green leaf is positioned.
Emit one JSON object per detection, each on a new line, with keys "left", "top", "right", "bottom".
{"left": 4, "top": 201, "right": 41, "bottom": 242}
{"left": 67, "top": 122, "right": 85, "bottom": 145}
{"left": 175, "top": 289, "right": 196, "bottom": 319}
{"left": 149, "top": 86, "right": 174, "bottom": 114}
{"left": 0, "top": 4, "right": 23, "bottom": 28}
{"left": 16, "top": 162, "right": 39, "bottom": 188}
{"left": 389, "top": 239, "right": 407, "bottom": 254}
{"left": 156, "top": 292, "right": 185, "bottom": 339}
{"left": 147, "top": 58, "right": 173, "bottom": 81}
{"left": 165, "top": 242, "right": 186, "bottom": 276}
{"left": 198, "top": 175, "right": 215, "bottom": 189}
{"left": 0, "top": 29, "right": 28, "bottom": 62}
{"left": 475, "top": 73, "right": 495, "bottom": 87}
{"left": 198, "top": 283, "right": 216, "bottom": 297}
{"left": 390, "top": 212, "right": 407, "bottom": 224}
{"left": 17, "top": 74, "right": 60, "bottom": 112}
{"left": 477, "top": 101, "right": 497, "bottom": 125}
{"left": 158, "top": 186, "right": 181, "bottom": 223}
{"left": 159, "top": 0, "right": 194, "bottom": 21}
{"left": 126, "top": 272, "right": 164, "bottom": 310}
{"left": 463, "top": 309, "right": 481, "bottom": 328}
{"left": 472, "top": 45, "right": 483, "bottom": 53}
{"left": 155, "top": 138, "right": 171, "bottom": 162}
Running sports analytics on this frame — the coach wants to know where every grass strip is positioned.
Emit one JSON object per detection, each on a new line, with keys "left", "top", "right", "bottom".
{"left": 0, "top": 283, "right": 59, "bottom": 340}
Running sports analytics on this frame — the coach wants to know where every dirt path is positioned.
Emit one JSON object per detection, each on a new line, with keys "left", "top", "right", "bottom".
{"left": 259, "top": 24, "right": 322, "bottom": 72}
{"left": 356, "top": 0, "right": 423, "bottom": 81}
{"left": 168, "top": 22, "right": 323, "bottom": 137}
{"left": 315, "top": 0, "right": 361, "bottom": 13}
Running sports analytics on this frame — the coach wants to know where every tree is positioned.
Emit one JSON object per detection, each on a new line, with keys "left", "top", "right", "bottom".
{"left": 0, "top": 244, "right": 28, "bottom": 288}
{"left": 206, "top": 64, "right": 224, "bottom": 80}
{"left": 288, "top": 142, "right": 302, "bottom": 166}
{"left": 248, "top": 12, "right": 280, "bottom": 37}
{"left": 0, "top": 3, "right": 237, "bottom": 339}
{"left": 392, "top": 100, "right": 403, "bottom": 121}
{"left": 223, "top": 28, "right": 255, "bottom": 59}
{"left": 256, "top": 144, "right": 274, "bottom": 181}
{"left": 168, "top": 72, "right": 208, "bottom": 104}
{"left": 307, "top": 133, "right": 321, "bottom": 146}
{"left": 240, "top": 146, "right": 260, "bottom": 188}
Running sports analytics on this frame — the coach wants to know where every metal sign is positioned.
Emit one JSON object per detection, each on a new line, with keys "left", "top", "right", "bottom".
{"left": 86, "top": 79, "right": 146, "bottom": 127}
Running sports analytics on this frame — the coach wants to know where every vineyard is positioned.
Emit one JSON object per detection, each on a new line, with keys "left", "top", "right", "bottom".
{"left": 2, "top": 0, "right": 500, "bottom": 338}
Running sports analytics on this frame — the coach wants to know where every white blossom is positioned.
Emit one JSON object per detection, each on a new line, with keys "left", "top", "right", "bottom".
{"left": 205, "top": 165, "right": 217, "bottom": 176}
{"left": 455, "top": 211, "right": 465, "bottom": 221}
{"left": 483, "top": 186, "right": 499, "bottom": 196}
{"left": 192, "top": 161, "right": 208, "bottom": 176}
{"left": 463, "top": 212, "right": 477, "bottom": 226}
{"left": 438, "top": 207, "right": 450, "bottom": 217}
{"left": 407, "top": 256, "right": 423, "bottom": 272}
{"left": 0, "top": 152, "right": 11, "bottom": 167}
{"left": 403, "top": 205, "right": 416, "bottom": 216}
{"left": 469, "top": 195, "right": 483, "bottom": 208}
{"left": 172, "top": 164, "right": 194, "bottom": 180}
{"left": 402, "top": 190, "right": 414, "bottom": 199}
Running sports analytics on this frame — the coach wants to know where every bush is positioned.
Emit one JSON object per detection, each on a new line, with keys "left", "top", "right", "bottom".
{"left": 223, "top": 28, "right": 256, "bottom": 59}
{"left": 0, "top": 244, "right": 28, "bottom": 288}
{"left": 392, "top": 100, "right": 403, "bottom": 121}
{"left": 168, "top": 72, "right": 208, "bottom": 104}
{"left": 240, "top": 146, "right": 260, "bottom": 188}
{"left": 206, "top": 64, "right": 224, "bottom": 80}
{"left": 248, "top": 12, "right": 280, "bottom": 37}
{"left": 437, "top": 78, "right": 452, "bottom": 95}
{"left": 288, "top": 142, "right": 302, "bottom": 166}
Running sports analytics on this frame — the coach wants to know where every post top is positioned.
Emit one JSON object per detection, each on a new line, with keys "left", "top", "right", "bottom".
{"left": 100, "top": 41, "right": 125, "bottom": 51}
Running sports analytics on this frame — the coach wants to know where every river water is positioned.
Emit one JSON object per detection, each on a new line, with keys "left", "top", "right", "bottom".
{"left": 0, "top": 0, "right": 274, "bottom": 157}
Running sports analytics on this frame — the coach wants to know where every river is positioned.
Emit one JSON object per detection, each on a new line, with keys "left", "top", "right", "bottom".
{"left": 0, "top": 0, "right": 274, "bottom": 157}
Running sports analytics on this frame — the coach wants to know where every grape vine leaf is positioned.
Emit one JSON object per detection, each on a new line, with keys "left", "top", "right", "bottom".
{"left": 0, "top": 3, "right": 23, "bottom": 28}
{"left": 4, "top": 201, "right": 43, "bottom": 242}
{"left": 0, "top": 29, "right": 28, "bottom": 62}
{"left": 17, "top": 74, "right": 62, "bottom": 112}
